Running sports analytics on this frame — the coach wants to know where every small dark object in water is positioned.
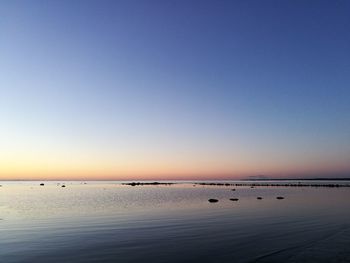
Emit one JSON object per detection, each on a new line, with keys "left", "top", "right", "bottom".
{"left": 276, "top": 196, "right": 284, "bottom": 200}
{"left": 124, "top": 182, "right": 174, "bottom": 186}
{"left": 231, "top": 189, "right": 236, "bottom": 191}
{"left": 257, "top": 197, "right": 263, "bottom": 200}
{"left": 61, "top": 185, "right": 66, "bottom": 188}
{"left": 40, "top": 183, "right": 44, "bottom": 186}
{"left": 208, "top": 199, "right": 218, "bottom": 203}
{"left": 230, "top": 198, "right": 239, "bottom": 201}
{"left": 250, "top": 186, "right": 254, "bottom": 188}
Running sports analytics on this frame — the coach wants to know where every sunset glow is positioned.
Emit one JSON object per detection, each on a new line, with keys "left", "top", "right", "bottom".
{"left": 1, "top": 1, "right": 349, "bottom": 180}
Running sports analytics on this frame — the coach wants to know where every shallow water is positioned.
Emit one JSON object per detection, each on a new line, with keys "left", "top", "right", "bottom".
{"left": 1, "top": 181, "right": 350, "bottom": 262}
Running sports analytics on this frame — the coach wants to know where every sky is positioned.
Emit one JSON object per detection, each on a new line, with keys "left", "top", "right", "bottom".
{"left": 1, "top": 0, "right": 350, "bottom": 180}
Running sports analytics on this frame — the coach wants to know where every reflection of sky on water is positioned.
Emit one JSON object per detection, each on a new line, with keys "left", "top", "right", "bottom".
{"left": 1, "top": 182, "right": 350, "bottom": 262}
{"left": 1, "top": 182, "right": 350, "bottom": 220}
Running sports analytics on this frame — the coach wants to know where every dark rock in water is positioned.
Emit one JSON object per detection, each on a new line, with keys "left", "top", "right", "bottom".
{"left": 61, "top": 185, "right": 66, "bottom": 188}
{"left": 40, "top": 183, "right": 45, "bottom": 186}
{"left": 195, "top": 182, "right": 350, "bottom": 188}
{"left": 257, "top": 197, "right": 263, "bottom": 200}
{"left": 276, "top": 196, "right": 284, "bottom": 200}
{"left": 208, "top": 199, "right": 219, "bottom": 203}
{"left": 124, "top": 182, "right": 174, "bottom": 186}
{"left": 230, "top": 198, "right": 239, "bottom": 201}
{"left": 231, "top": 189, "right": 236, "bottom": 191}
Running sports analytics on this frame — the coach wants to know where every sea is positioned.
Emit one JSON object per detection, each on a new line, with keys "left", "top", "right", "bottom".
{"left": 1, "top": 180, "right": 350, "bottom": 262}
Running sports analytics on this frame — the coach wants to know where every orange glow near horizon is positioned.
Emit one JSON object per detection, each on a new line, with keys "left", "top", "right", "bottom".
{"left": 1, "top": 150, "right": 349, "bottom": 180}
{"left": 1, "top": 121, "right": 349, "bottom": 181}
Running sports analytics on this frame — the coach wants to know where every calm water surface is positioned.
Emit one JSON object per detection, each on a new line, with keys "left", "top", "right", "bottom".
{"left": 1, "top": 181, "right": 350, "bottom": 262}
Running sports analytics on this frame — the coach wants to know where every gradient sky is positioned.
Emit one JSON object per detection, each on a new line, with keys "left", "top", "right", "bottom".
{"left": 1, "top": 0, "right": 350, "bottom": 180}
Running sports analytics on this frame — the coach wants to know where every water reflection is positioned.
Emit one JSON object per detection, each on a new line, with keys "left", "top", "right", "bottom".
{"left": 0, "top": 181, "right": 350, "bottom": 262}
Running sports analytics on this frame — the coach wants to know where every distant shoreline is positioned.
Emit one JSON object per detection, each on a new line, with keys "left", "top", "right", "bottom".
{"left": 245, "top": 178, "right": 350, "bottom": 181}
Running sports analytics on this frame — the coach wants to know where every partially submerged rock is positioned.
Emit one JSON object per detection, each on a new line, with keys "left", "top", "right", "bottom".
{"left": 61, "top": 185, "right": 66, "bottom": 188}
{"left": 195, "top": 182, "right": 350, "bottom": 188}
{"left": 257, "top": 197, "right": 263, "bottom": 200}
{"left": 276, "top": 196, "right": 284, "bottom": 200}
{"left": 40, "top": 183, "right": 45, "bottom": 186}
{"left": 208, "top": 199, "right": 219, "bottom": 203}
{"left": 124, "top": 182, "right": 174, "bottom": 186}
{"left": 230, "top": 198, "right": 239, "bottom": 201}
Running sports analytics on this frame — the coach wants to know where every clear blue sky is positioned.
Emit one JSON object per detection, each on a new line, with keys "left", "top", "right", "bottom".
{"left": 1, "top": 0, "right": 349, "bottom": 179}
